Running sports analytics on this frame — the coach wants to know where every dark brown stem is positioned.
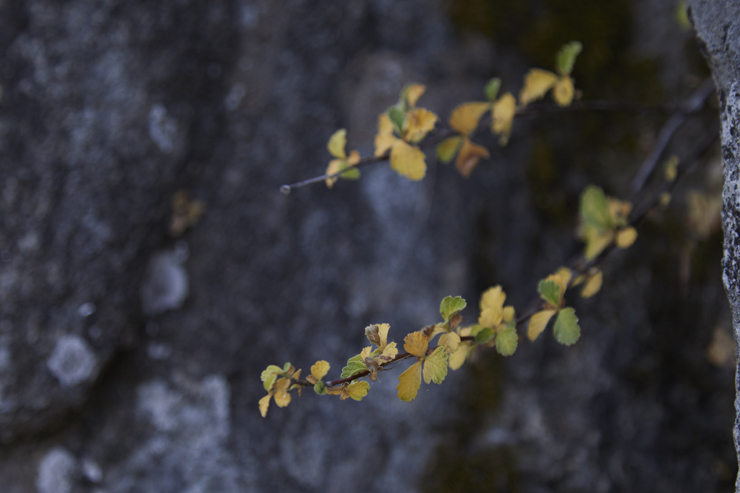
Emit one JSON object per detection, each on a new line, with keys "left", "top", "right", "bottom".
{"left": 278, "top": 94, "right": 695, "bottom": 195}
{"left": 327, "top": 351, "right": 415, "bottom": 387}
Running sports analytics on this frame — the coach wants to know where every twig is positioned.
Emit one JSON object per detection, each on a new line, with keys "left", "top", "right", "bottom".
{"left": 279, "top": 96, "right": 697, "bottom": 195}
{"left": 630, "top": 79, "right": 715, "bottom": 195}
{"left": 277, "top": 85, "right": 719, "bottom": 393}
{"left": 516, "top": 99, "right": 677, "bottom": 118}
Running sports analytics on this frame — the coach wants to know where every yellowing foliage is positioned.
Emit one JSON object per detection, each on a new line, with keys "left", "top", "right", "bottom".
{"left": 519, "top": 42, "right": 581, "bottom": 107}
{"left": 397, "top": 361, "right": 423, "bottom": 402}
{"left": 373, "top": 85, "right": 437, "bottom": 181}
{"left": 405, "top": 108, "right": 438, "bottom": 143}
{"left": 310, "top": 361, "right": 330, "bottom": 381}
{"left": 579, "top": 185, "right": 636, "bottom": 260}
{"left": 443, "top": 102, "right": 493, "bottom": 177}
{"left": 491, "top": 92, "right": 517, "bottom": 145}
{"left": 519, "top": 69, "right": 560, "bottom": 107}
{"left": 449, "top": 102, "right": 491, "bottom": 136}
{"left": 527, "top": 309, "right": 557, "bottom": 341}
{"left": 404, "top": 83, "right": 426, "bottom": 108}
{"left": 325, "top": 129, "right": 361, "bottom": 187}
{"left": 404, "top": 330, "right": 429, "bottom": 357}
{"left": 396, "top": 330, "right": 449, "bottom": 401}
{"left": 390, "top": 140, "right": 427, "bottom": 180}
{"left": 455, "top": 139, "right": 490, "bottom": 178}
{"left": 479, "top": 286, "right": 507, "bottom": 328}
{"left": 423, "top": 347, "right": 449, "bottom": 384}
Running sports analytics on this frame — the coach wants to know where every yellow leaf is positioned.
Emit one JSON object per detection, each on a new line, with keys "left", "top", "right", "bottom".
{"left": 439, "top": 331, "right": 461, "bottom": 353}
{"left": 583, "top": 226, "right": 614, "bottom": 260}
{"left": 381, "top": 341, "right": 398, "bottom": 361}
{"left": 552, "top": 76, "right": 575, "bottom": 106}
{"left": 458, "top": 326, "right": 473, "bottom": 337}
{"left": 345, "top": 381, "right": 370, "bottom": 401}
{"left": 502, "top": 306, "right": 515, "bottom": 323}
{"left": 259, "top": 394, "right": 272, "bottom": 418}
{"left": 616, "top": 227, "right": 637, "bottom": 248}
{"left": 455, "top": 138, "right": 490, "bottom": 178}
{"left": 404, "top": 331, "right": 429, "bottom": 358}
{"left": 448, "top": 341, "right": 472, "bottom": 370}
{"left": 519, "top": 69, "right": 559, "bottom": 107}
{"left": 404, "top": 108, "right": 438, "bottom": 143}
{"left": 347, "top": 150, "right": 360, "bottom": 166}
{"left": 479, "top": 286, "right": 506, "bottom": 328}
{"left": 437, "top": 136, "right": 463, "bottom": 164}
{"left": 377, "top": 323, "right": 391, "bottom": 348}
{"left": 491, "top": 92, "right": 516, "bottom": 145}
{"left": 405, "top": 84, "right": 426, "bottom": 107}
{"left": 554, "top": 267, "right": 573, "bottom": 285}
{"left": 581, "top": 270, "right": 603, "bottom": 298}
{"left": 423, "top": 347, "right": 448, "bottom": 384}
{"left": 527, "top": 309, "right": 558, "bottom": 341}
{"left": 375, "top": 113, "right": 397, "bottom": 157}
{"left": 325, "top": 159, "right": 343, "bottom": 188}
{"left": 397, "top": 361, "right": 423, "bottom": 402}
{"left": 449, "top": 102, "right": 490, "bottom": 136}
{"left": 273, "top": 378, "right": 291, "bottom": 408}
{"left": 326, "top": 385, "right": 344, "bottom": 396}
{"left": 390, "top": 140, "right": 426, "bottom": 181}
{"left": 327, "top": 129, "right": 347, "bottom": 159}
{"left": 310, "top": 361, "right": 330, "bottom": 381}
{"left": 375, "top": 134, "right": 397, "bottom": 158}
{"left": 378, "top": 112, "right": 394, "bottom": 135}
{"left": 608, "top": 199, "right": 632, "bottom": 226}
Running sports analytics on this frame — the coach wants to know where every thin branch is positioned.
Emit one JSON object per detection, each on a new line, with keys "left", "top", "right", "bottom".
{"left": 514, "top": 122, "right": 719, "bottom": 329}
{"left": 516, "top": 99, "right": 677, "bottom": 118}
{"left": 279, "top": 94, "right": 700, "bottom": 195}
{"left": 280, "top": 152, "right": 390, "bottom": 195}
{"left": 630, "top": 79, "right": 715, "bottom": 195}
{"left": 275, "top": 83, "right": 720, "bottom": 397}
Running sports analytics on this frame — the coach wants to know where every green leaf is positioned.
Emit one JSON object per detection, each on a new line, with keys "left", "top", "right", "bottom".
{"left": 313, "top": 381, "right": 327, "bottom": 395}
{"left": 553, "top": 307, "right": 581, "bottom": 346}
{"left": 340, "top": 163, "right": 360, "bottom": 180}
{"left": 537, "top": 278, "right": 562, "bottom": 309}
{"left": 440, "top": 296, "right": 467, "bottom": 322}
{"left": 495, "top": 326, "right": 518, "bottom": 356}
{"left": 468, "top": 325, "right": 487, "bottom": 337}
{"left": 423, "top": 347, "right": 449, "bottom": 384}
{"left": 484, "top": 77, "right": 502, "bottom": 102}
{"left": 556, "top": 41, "right": 582, "bottom": 76}
{"left": 261, "top": 365, "right": 283, "bottom": 391}
{"left": 580, "top": 185, "right": 613, "bottom": 230}
{"left": 474, "top": 327, "right": 495, "bottom": 344}
{"left": 388, "top": 106, "right": 405, "bottom": 135}
{"left": 437, "top": 136, "right": 462, "bottom": 164}
{"left": 341, "top": 354, "right": 368, "bottom": 378}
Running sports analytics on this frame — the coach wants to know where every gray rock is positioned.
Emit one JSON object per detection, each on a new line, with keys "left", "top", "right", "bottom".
{"left": 0, "top": 0, "right": 733, "bottom": 492}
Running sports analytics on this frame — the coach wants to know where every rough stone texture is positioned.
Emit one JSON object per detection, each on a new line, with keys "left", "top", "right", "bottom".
{"left": 0, "top": 0, "right": 734, "bottom": 492}
{"left": 687, "top": 0, "right": 740, "bottom": 490}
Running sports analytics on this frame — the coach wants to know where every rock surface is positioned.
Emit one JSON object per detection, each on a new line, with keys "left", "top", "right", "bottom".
{"left": 688, "top": 1, "right": 740, "bottom": 491}
{"left": 0, "top": 0, "right": 734, "bottom": 492}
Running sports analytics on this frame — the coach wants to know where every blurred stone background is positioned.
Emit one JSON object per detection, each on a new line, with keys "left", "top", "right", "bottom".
{"left": 0, "top": 0, "right": 734, "bottom": 491}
